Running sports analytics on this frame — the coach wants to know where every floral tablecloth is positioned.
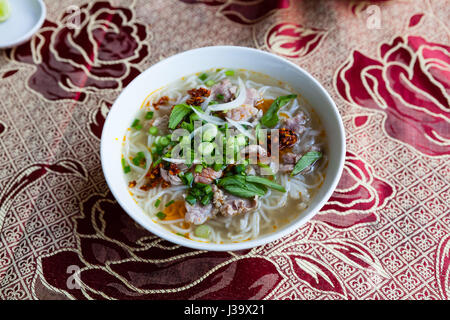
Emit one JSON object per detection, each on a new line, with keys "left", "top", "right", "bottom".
{"left": 0, "top": 0, "right": 449, "bottom": 300}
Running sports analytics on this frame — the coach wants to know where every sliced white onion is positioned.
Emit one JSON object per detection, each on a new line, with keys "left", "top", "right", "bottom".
{"left": 162, "top": 157, "right": 202, "bottom": 164}
{"left": 190, "top": 106, "right": 225, "bottom": 126}
{"left": 226, "top": 117, "right": 255, "bottom": 140}
{"left": 208, "top": 78, "right": 246, "bottom": 112}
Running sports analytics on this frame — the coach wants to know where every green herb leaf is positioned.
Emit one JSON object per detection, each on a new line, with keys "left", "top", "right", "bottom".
{"left": 245, "top": 175, "right": 286, "bottom": 192}
{"left": 291, "top": 151, "right": 322, "bottom": 176}
{"left": 218, "top": 175, "right": 267, "bottom": 198}
{"left": 222, "top": 185, "right": 262, "bottom": 198}
{"left": 169, "top": 104, "right": 192, "bottom": 129}
{"left": 260, "top": 94, "right": 297, "bottom": 128}
{"left": 217, "top": 175, "right": 247, "bottom": 188}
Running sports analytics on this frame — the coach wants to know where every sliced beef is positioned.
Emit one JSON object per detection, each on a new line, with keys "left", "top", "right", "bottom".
{"left": 278, "top": 152, "right": 300, "bottom": 173}
{"left": 212, "top": 185, "right": 259, "bottom": 217}
{"left": 240, "top": 145, "right": 269, "bottom": 164}
{"left": 184, "top": 202, "right": 217, "bottom": 225}
{"left": 194, "top": 167, "right": 222, "bottom": 184}
{"left": 211, "top": 79, "right": 237, "bottom": 102}
{"left": 160, "top": 167, "right": 183, "bottom": 185}
{"left": 283, "top": 113, "right": 307, "bottom": 135}
{"left": 151, "top": 115, "right": 170, "bottom": 135}
{"left": 225, "top": 88, "right": 261, "bottom": 121}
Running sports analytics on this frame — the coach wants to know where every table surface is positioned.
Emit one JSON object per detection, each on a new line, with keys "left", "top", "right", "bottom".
{"left": 0, "top": 0, "right": 449, "bottom": 300}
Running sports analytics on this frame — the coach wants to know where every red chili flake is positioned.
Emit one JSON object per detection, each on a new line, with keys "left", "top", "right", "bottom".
{"left": 152, "top": 96, "right": 169, "bottom": 109}
{"left": 279, "top": 128, "right": 298, "bottom": 150}
{"left": 186, "top": 96, "right": 204, "bottom": 106}
{"left": 169, "top": 163, "right": 181, "bottom": 175}
{"left": 128, "top": 180, "right": 137, "bottom": 188}
{"left": 142, "top": 162, "right": 165, "bottom": 190}
{"left": 187, "top": 88, "right": 210, "bottom": 98}
{"left": 265, "top": 128, "right": 298, "bottom": 155}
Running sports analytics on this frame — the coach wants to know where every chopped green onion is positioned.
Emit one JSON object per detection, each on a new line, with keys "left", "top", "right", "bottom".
{"left": 203, "top": 184, "right": 213, "bottom": 195}
{"left": 208, "top": 101, "right": 218, "bottom": 106}
{"left": 154, "top": 199, "right": 161, "bottom": 207}
{"left": 235, "top": 134, "right": 246, "bottom": 146}
{"left": 145, "top": 111, "right": 154, "bottom": 120}
{"left": 203, "top": 125, "right": 218, "bottom": 142}
{"left": 159, "top": 136, "right": 170, "bottom": 147}
{"left": 156, "top": 211, "right": 166, "bottom": 220}
{"left": 132, "top": 152, "right": 146, "bottom": 166}
{"left": 149, "top": 126, "right": 158, "bottom": 136}
{"left": 131, "top": 119, "right": 140, "bottom": 129}
{"left": 121, "top": 158, "right": 131, "bottom": 174}
{"left": 180, "top": 171, "right": 194, "bottom": 187}
{"left": 195, "top": 164, "right": 203, "bottom": 173}
{"left": 185, "top": 194, "right": 197, "bottom": 205}
{"left": 198, "top": 142, "right": 214, "bottom": 155}
{"left": 199, "top": 73, "right": 208, "bottom": 81}
{"left": 213, "top": 163, "right": 224, "bottom": 171}
{"left": 165, "top": 200, "right": 175, "bottom": 207}
{"left": 225, "top": 70, "right": 235, "bottom": 76}
{"left": 205, "top": 80, "right": 215, "bottom": 87}
{"left": 200, "top": 194, "right": 211, "bottom": 205}
{"left": 194, "top": 225, "right": 211, "bottom": 239}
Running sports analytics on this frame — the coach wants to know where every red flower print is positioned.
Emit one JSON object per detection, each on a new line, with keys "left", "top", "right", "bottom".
{"left": 89, "top": 99, "right": 112, "bottom": 139}
{"left": 336, "top": 36, "right": 450, "bottom": 156}
{"left": 315, "top": 151, "right": 394, "bottom": 228}
{"left": 265, "top": 23, "right": 327, "bottom": 59}
{"left": 7, "top": 1, "right": 149, "bottom": 102}
{"left": 179, "top": 0, "right": 290, "bottom": 25}
{"left": 36, "top": 192, "right": 281, "bottom": 299}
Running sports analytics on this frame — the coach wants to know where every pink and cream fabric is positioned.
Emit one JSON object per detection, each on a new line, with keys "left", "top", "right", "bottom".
{"left": 0, "top": 0, "right": 448, "bottom": 299}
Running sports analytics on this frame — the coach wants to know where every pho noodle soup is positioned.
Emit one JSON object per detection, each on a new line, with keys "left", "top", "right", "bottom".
{"left": 121, "top": 69, "right": 327, "bottom": 243}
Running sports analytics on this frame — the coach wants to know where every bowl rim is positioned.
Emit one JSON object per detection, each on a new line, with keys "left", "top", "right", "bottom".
{"left": 0, "top": 0, "right": 46, "bottom": 49}
{"left": 101, "top": 45, "right": 346, "bottom": 251}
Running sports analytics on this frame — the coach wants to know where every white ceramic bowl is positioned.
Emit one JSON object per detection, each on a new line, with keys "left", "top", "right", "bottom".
{"left": 101, "top": 46, "right": 345, "bottom": 251}
{"left": 0, "top": 0, "right": 46, "bottom": 49}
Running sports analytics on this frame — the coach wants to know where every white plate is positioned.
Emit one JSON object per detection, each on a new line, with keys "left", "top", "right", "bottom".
{"left": 0, "top": 0, "right": 46, "bottom": 49}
